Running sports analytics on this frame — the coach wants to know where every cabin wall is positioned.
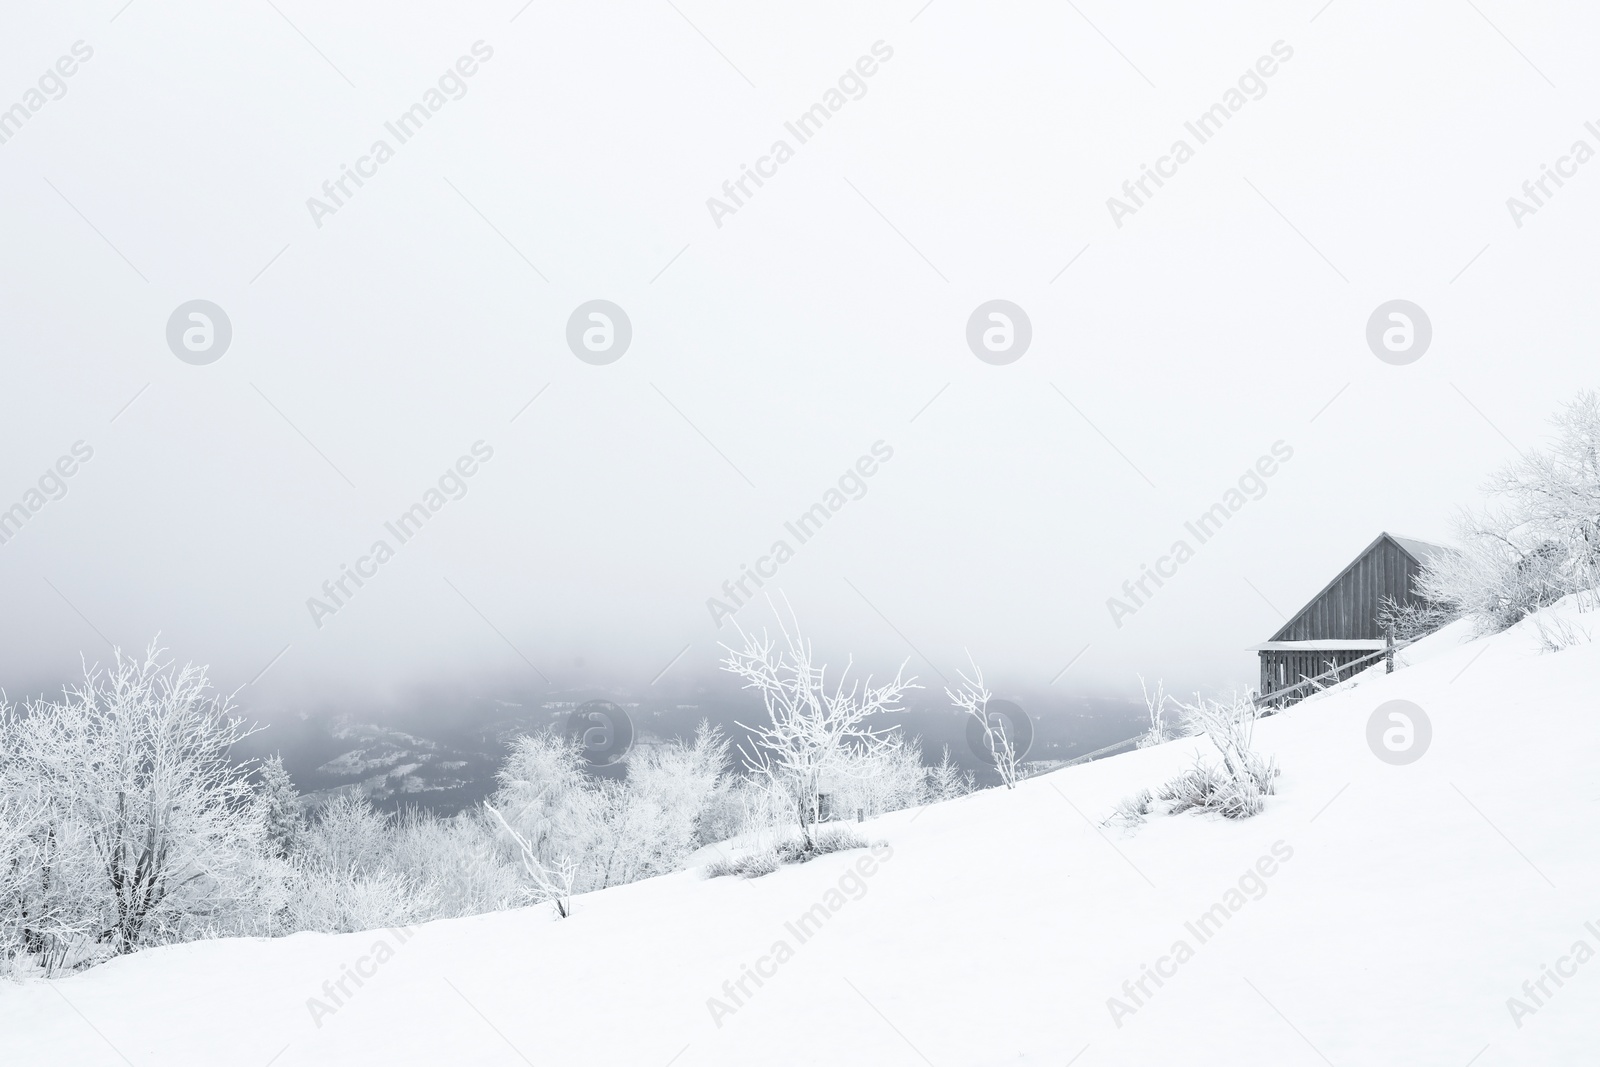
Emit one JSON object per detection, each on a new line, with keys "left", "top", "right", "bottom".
{"left": 1271, "top": 538, "right": 1426, "bottom": 642}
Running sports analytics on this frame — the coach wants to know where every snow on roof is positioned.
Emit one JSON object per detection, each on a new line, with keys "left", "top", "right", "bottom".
{"left": 1386, "top": 532, "right": 1452, "bottom": 567}
{"left": 1247, "top": 640, "right": 1390, "bottom": 652}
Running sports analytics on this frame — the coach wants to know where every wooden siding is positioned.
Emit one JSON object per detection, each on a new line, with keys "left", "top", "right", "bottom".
{"left": 1270, "top": 535, "right": 1428, "bottom": 642}
{"left": 1259, "top": 648, "right": 1377, "bottom": 703}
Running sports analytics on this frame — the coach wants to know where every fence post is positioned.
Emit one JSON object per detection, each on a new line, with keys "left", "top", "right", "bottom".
{"left": 1385, "top": 623, "right": 1395, "bottom": 674}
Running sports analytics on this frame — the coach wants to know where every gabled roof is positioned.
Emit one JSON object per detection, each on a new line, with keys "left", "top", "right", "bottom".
{"left": 1265, "top": 531, "right": 1452, "bottom": 643}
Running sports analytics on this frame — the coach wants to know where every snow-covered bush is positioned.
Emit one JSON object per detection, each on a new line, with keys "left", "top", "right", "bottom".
{"left": 1421, "top": 391, "right": 1600, "bottom": 632}
{"left": 703, "top": 848, "right": 780, "bottom": 880}
{"left": 777, "top": 823, "right": 866, "bottom": 861}
{"left": 1159, "top": 695, "right": 1278, "bottom": 820}
{"left": 490, "top": 731, "right": 594, "bottom": 868}
{"left": 704, "top": 823, "right": 869, "bottom": 880}
{"left": 487, "top": 723, "right": 730, "bottom": 899}
{"left": 1136, "top": 676, "right": 1171, "bottom": 748}
{"left": 827, "top": 735, "right": 928, "bottom": 821}
{"left": 693, "top": 774, "right": 754, "bottom": 846}
{"left": 387, "top": 809, "right": 522, "bottom": 918}
{"left": 1533, "top": 605, "right": 1595, "bottom": 653}
{"left": 286, "top": 795, "right": 532, "bottom": 931}
{"left": 1104, "top": 789, "right": 1153, "bottom": 829}
{"left": 286, "top": 865, "right": 437, "bottom": 934}
{"left": 286, "top": 794, "right": 440, "bottom": 933}
{"left": 298, "top": 793, "right": 392, "bottom": 876}
{"left": 602, "top": 723, "right": 730, "bottom": 882}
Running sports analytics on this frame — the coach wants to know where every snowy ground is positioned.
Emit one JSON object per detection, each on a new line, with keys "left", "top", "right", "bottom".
{"left": 3, "top": 606, "right": 1597, "bottom": 1066}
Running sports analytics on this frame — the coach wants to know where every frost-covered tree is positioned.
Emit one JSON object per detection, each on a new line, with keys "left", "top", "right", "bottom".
{"left": 0, "top": 645, "right": 282, "bottom": 964}
{"left": 1422, "top": 390, "right": 1600, "bottom": 630}
{"left": 945, "top": 657, "right": 1020, "bottom": 788}
{"left": 924, "top": 744, "right": 974, "bottom": 802}
{"left": 720, "top": 604, "right": 917, "bottom": 849}
{"left": 0, "top": 790, "right": 43, "bottom": 976}
{"left": 255, "top": 755, "right": 304, "bottom": 859}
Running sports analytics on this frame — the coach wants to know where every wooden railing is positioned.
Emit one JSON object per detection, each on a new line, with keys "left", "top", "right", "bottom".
{"left": 1254, "top": 633, "right": 1418, "bottom": 709}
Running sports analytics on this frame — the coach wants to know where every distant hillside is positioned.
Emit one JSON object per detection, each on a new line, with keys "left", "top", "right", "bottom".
{"left": 245, "top": 691, "right": 1149, "bottom": 813}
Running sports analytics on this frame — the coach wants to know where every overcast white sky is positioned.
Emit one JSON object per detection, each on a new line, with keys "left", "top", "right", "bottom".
{"left": 1, "top": 0, "right": 1595, "bottom": 716}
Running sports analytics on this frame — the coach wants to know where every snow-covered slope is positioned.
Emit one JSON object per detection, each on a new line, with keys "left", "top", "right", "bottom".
{"left": 4, "top": 607, "right": 1598, "bottom": 1066}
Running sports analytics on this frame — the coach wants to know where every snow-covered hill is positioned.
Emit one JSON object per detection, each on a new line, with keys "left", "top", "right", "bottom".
{"left": 4, "top": 606, "right": 1597, "bottom": 1066}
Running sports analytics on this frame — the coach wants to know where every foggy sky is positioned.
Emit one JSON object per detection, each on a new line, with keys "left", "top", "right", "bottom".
{"left": 1, "top": 0, "right": 1594, "bottom": 720}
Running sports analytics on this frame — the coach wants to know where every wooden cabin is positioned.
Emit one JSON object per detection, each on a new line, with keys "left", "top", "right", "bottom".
{"left": 1252, "top": 532, "right": 1449, "bottom": 707}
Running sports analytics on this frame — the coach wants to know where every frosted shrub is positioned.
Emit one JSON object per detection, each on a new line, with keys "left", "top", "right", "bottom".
{"left": 828, "top": 736, "right": 928, "bottom": 820}
{"left": 705, "top": 774, "right": 794, "bottom": 845}
{"left": 605, "top": 722, "right": 730, "bottom": 881}
{"left": 488, "top": 723, "right": 730, "bottom": 900}
{"left": 287, "top": 795, "right": 427, "bottom": 932}
{"left": 1421, "top": 391, "right": 1600, "bottom": 632}
{"left": 1533, "top": 606, "right": 1595, "bottom": 653}
{"left": 693, "top": 777, "right": 752, "bottom": 847}
{"left": 286, "top": 866, "right": 437, "bottom": 934}
{"left": 387, "top": 809, "right": 521, "bottom": 919}
{"left": 705, "top": 823, "right": 869, "bottom": 880}
{"left": 1105, "top": 789, "right": 1154, "bottom": 829}
{"left": 777, "top": 823, "right": 866, "bottom": 861}
{"left": 704, "top": 849, "right": 780, "bottom": 880}
{"left": 490, "top": 732, "right": 594, "bottom": 871}
{"left": 1137, "top": 676, "right": 1171, "bottom": 748}
{"left": 299, "top": 793, "right": 393, "bottom": 875}
{"left": 1158, "top": 695, "right": 1278, "bottom": 820}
